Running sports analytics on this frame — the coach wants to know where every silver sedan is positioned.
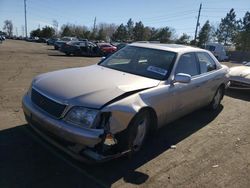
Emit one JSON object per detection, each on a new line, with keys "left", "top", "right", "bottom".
{"left": 22, "top": 43, "right": 229, "bottom": 162}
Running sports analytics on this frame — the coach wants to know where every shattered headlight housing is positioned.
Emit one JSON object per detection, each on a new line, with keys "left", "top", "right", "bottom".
{"left": 64, "top": 107, "right": 100, "bottom": 128}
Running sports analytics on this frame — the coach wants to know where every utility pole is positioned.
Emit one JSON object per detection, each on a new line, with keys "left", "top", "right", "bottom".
{"left": 24, "top": 0, "right": 27, "bottom": 38}
{"left": 16, "top": 27, "right": 18, "bottom": 36}
{"left": 93, "top": 17, "right": 96, "bottom": 32}
{"left": 22, "top": 25, "right": 24, "bottom": 37}
{"left": 194, "top": 3, "right": 202, "bottom": 44}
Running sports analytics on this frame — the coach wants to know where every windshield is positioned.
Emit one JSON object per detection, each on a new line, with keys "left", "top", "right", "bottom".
{"left": 99, "top": 46, "right": 176, "bottom": 80}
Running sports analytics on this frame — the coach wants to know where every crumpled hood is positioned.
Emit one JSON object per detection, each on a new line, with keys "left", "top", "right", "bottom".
{"left": 229, "top": 66, "right": 250, "bottom": 79}
{"left": 33, "top": 64, "right": 160, "bottom": 108}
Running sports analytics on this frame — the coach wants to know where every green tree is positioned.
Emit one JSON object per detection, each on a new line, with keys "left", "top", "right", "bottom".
{"left": 235, "top": 11, "right": 250, "bottom": 50}
{"left": 216, "top": 9, "right": 239, "bottom": 45}
{"left": 143, "top": 26, "right": 152, "bottom": 41}
{"left": 133, "top": 21, "right": 145, "bottom": 41}
{"left": 97, "top": 27, "right": 105, "bottom": 41}
{"left": 176, "top": 33, "right": 190, "bottom": 44}
{"left": 61, "top": 25, "right": 72, "bottom": 36}
{"left": 30, "top": 28, "right": 41, "bottom": 37}
{"left": 112, "top": 24, "right": 128, "bottom": 41}
{"left": 40, "top": 26, "right": 55, "bottom": 38}
{"left": 154, "top": 27, "right": 172, "bottom": 43}
{"left": 126, "top": 18, "right": 134, "bottom": 41}
{"left": 197, "top": 20, "right": 212, "bottom": 47}
{"left": 149, "top": 27, "right": 158, "bottom": 40}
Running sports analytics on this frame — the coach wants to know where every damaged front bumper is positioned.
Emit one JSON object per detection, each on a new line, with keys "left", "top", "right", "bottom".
{"left": 22, "top": 94, "right": 130, "bottom": 163}
{"left": 229, "top": 79, "right": 250, "bottom": 90}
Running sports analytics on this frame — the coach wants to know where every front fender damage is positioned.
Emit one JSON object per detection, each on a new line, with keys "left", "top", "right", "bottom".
{"left": 82, "top": 91, "right": 150, "bottom": 161}
{"left": 102, "top": 92, "right": 148, "bottom": 134}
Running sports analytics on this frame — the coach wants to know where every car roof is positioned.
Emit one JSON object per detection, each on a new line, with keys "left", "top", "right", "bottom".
{"left": 129, "top": 43, "right": 207, "bottom": 53}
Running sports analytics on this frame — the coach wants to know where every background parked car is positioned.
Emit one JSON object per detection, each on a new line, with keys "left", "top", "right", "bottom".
{"left": 97, "top": 43, "right": 117, "bottom": 55}
{"left": 0, "top": 36, "right": 4, "bottom": 43}
{"left": 0, "top": 35, "right": 6, "bottom": 41}
{"left": 60, "top": 40, "right": 101, "bottom": 56}
{"left": 37, "top": 37, "right": 48, "bottom": 43}
{"left": 26, "top": 37, "right": 39, "bottom": 42}
{"left": 229, "top": 63, "right": 250, "bottom": 90}
{"left": 54, "top": 37, "right": 78, "bottom": 50}
{"left": 205, "top": 42, "right": 228, "bottom": 61}
{"left": 47, "top": 38, "right": 59, "bottom": 45}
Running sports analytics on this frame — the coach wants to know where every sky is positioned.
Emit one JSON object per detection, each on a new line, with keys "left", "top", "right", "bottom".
{"left": 0, "top": 0, "right": 249, "bottom": 39}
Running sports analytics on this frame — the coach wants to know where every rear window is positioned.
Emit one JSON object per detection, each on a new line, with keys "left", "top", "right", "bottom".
{"left": 205, "top": 45, "right": 216, "bottom": 52}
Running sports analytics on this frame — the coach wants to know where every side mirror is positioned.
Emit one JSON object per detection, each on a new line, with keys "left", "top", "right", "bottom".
{"left": 174, "top": 73, "right": 191, "bottom": 83}
{"left": 98, "top": 56, "right": 106, "bottom": 64}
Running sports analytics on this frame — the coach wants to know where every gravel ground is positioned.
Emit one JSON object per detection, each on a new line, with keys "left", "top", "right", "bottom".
{"left": 0, "top": 40, "right": 249, "bottom": 188}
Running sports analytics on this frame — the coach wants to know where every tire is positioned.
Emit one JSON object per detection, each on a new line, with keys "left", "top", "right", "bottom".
{"left": 208, "top": 86, "right": 224, "bottom": 110}
{"left": 127, "top": 111, "right": 150, "bottom": 154}
{"left": 115, "top": 111, "right": 150, "bottom": 155}
{"left": 65, "top": 52, "right": 70, "bottom": 56}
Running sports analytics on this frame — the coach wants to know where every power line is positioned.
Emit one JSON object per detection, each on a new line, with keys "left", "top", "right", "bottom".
{"left": 141, "top": 10, "right": 197, "bottom": 21}
{"left": 144, "top": 15, "right": 196, "bottom": 24}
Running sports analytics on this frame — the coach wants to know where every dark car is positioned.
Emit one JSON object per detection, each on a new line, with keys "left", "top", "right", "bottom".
{"left": 0, "top": 35, "right": 6, "bottom": 41}
{"left": 54, "top": 37, "right": 78, "bottom": 50}
{"left": 37, "top": 37, "right": 48, "bottom": 43}
{"left": 47, "top": 38, "right": 59, "bottom": 45}
{"left": 60, "top": 41, "right": 101, "bottom": 56}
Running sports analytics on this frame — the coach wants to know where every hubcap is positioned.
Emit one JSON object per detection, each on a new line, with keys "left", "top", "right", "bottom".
{"left": 133, "top": 118, "right": 147, "bottom": 151}
{"left": 213, "top": 89, "right": 222, "bottom": 109}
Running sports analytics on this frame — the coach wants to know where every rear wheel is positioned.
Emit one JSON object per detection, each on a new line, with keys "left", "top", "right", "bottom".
{"left": 208, "top": 86, "right": 224, "bottom": 110}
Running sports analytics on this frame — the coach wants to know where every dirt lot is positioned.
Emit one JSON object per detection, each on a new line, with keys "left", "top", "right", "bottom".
{"left": 0, "top": 40, "right": 249, "bottom": 188}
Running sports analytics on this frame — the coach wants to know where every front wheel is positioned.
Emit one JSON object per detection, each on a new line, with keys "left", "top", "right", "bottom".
{"left": 208, "top": 87, "right": 223, "bottom": 110}
{"left": 128, "top": 111, "right": 150, "bottom": 153}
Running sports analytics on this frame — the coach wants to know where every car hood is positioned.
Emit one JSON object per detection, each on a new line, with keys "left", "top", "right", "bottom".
{"left": 33, "top": 64, "right": 160, "bottom": 109}
{"left": 229, "top": 66, "right": 250, "bottom": 79}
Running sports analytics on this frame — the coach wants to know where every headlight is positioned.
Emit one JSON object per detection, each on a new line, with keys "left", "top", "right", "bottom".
{"left": 27, "top": 81, "right": 33, "bottom": 97}
{"left": 64, "top": 107, "right": 100, "bottom": 128}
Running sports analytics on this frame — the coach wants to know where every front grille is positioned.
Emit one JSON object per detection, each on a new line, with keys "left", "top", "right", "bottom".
{"left": 31, "top": 88, "right": 66, "bottom": 118}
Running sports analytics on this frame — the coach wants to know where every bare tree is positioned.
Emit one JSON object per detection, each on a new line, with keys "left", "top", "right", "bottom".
{"left": 97, "top": 23, "right": 117, "bottom": 41}
{"left": 3, "top": 20, "right": 13, "bottom": 36}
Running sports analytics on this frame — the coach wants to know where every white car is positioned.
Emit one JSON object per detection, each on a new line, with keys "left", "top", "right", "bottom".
{"left": 205, "top": 43, "right": 228, "bottom": 61}
{"left": 229, "top": 63, "right": 250, "bottom": 90}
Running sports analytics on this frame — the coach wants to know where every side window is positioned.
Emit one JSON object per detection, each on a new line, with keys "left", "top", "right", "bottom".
{"left": 175, "top": 53, "right": 199, "bottom": 76}
{"left": 196, "top": 52, "right": 217, "bottom": 73}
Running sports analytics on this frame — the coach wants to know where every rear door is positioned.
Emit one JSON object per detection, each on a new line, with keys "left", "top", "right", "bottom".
{"left": 195, "top": 52, "right": 221, "bottom": 105}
